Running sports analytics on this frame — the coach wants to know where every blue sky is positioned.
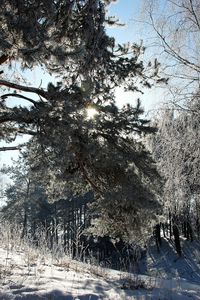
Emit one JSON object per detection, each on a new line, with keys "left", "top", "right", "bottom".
{"left": 107, "top": 0, "right": 164, "bottom": 111}
{"left": 107, "top": 0, "right": 142, "bottom": 41}
{"left": 0, "top": 0, "right": 164, "bottom": 167}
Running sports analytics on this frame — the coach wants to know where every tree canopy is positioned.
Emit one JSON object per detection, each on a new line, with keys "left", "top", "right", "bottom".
{"left": 0, "top": 0, "right": 162, "bottom": 239}
{"left": 147, "top": 96, "right": 200, "bottom": 241}
{"left": 142, "top": 0, "right": 200, "bottom": 109}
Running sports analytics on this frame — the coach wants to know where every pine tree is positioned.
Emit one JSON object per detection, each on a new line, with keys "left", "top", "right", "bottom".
{"left": 0, "top": 0, "right": 163, "bottom": 239}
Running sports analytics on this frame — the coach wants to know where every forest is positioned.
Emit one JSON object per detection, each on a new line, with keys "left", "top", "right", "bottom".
{"left": 0, "top": 1, "right": 199, "bottom": 299}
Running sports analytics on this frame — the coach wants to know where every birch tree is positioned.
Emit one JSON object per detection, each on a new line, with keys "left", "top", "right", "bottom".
{"left": 142, "top": 0, "right": 200, "bottom": 109}
{"left": 150, "top": 97, "right": 200, "bottom": 240}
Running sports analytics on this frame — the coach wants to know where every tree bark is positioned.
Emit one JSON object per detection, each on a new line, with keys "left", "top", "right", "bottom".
{"left": 173, "top": 224, "right": 182, "bottom": 256}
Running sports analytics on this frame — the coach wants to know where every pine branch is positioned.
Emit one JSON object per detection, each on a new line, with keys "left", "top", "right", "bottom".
{"left": 1, "top": 93, "right": 42, "bottom": 106}
{"left": 0, "top": 144, "right": 26, "bottom": 151}
{"left": 17, "top": 129, "right": 37, "bottom": 135}
{"left": 0, "top": 80, "right": 47, "bottom": 98}
{"left": 0, "top": 113, "right": 36, "bottom": 124}
{"left": 75, "top": 154, "right": 102, "bottom": 194}
{"left": 19, "top": 43, "right": 42, "bottom": 55}
{"left": 0, "top": 55, "right": 9, "bottom": 65}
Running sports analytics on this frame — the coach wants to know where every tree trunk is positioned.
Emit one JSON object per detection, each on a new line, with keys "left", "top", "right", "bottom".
{"left": 196, "top": 218, "right": 200, "bottom": 239}
{"left": 154, "top": 223, "right": 161, "bottom": 253}
{"left": 173, "top": 224, "right": 182, "bottom": 256}
{"left": 21, "top": 210, "right": 28, "bottom": 239}
{"left": 187, "top": 221, "right": 193, "bottom": 242}
{"left": 21, "top": 179, "right": 31, "bottom": 240}
{"left": 183, "top": 221, "right": 187, "bottom": 238}
{"left": 162, "top": 222, "right": 166, "bottom": 238}
{"left": 169, "top": 211, "right": 172, "bottom": 239}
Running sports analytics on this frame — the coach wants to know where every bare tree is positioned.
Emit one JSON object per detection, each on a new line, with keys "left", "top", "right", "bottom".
{"left": 141, "top": 0, "right": 200, "bottom": 109}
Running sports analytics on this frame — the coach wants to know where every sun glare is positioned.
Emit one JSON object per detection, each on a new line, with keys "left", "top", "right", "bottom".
{"left": 86, "top": 107, "right": 98, "bottom": 119}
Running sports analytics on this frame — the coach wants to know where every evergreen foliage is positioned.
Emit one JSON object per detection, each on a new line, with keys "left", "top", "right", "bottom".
{"left": 0, "top": 0, "right": 162, "bottom": 238}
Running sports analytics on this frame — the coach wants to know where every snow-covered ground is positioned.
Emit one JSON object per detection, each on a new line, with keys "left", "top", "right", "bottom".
{"left": 140, "top": 237, "right": 200, "bottom": 281}
{"left": 0, "top": 238, "right": 200, "bottom": 299}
